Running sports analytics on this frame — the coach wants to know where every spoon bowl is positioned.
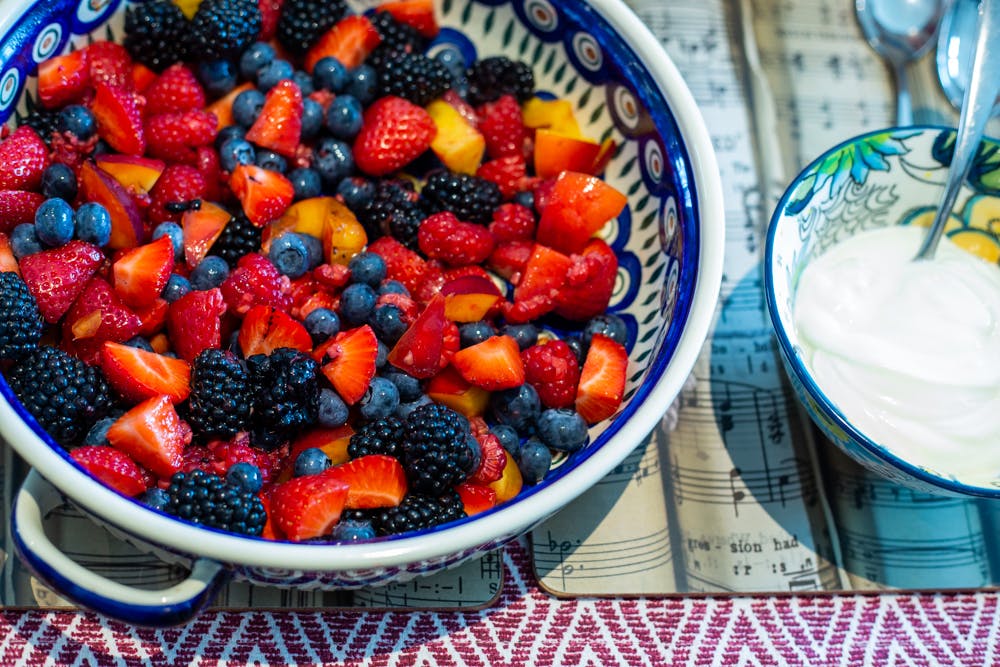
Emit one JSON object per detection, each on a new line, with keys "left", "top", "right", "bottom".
{"left": 936, "top": 0, "right": 1000, "bottom": 113}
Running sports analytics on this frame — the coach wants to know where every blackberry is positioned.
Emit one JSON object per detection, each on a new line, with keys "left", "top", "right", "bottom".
{"left": 276, "top": 0, "right": 348, "bottom": 56}
{"left": 372, "top": 492, "right": 467, "bottom": 536}
{"left": 466, "top": 56, "right": 535, "bottom": 106}
{"left": 354, "top": 179, "right": 423, "bottom": 247}
{"left": 247, "top": 348, "right": 320, "bottom": 448}
{"left": 18, "top": 107, "right": 60, "bottom": 145}
{"left": 402, "top": 403, "right": 474, "bottom": 496}
{"left": 375, "top": 52, "right": 451, "bottom": 107}
{"left": 367, "top": 11, "right": 428, "bottom": 70}
{"left": 188, "top": 0, "right": 261, "bottom": 62}
{"left": 7, "top": 347, "right": 113, "bottom": 446}
{"left": 187, "top": 349, "right": 252, "bottom": 439}
{"left": 208, "top": 212, "right": 262, "bottom": 267}
{"left": 123, "top": 0, "right": 190, "bottom": 72}
{"left": 165, "top": 469, "right": 266, "bottom": 536}
{"left": 348, "top": 415, "right": 405, "bottom": 459}
{"left": 0, "top": 272, "right": 43, "bottom": 361}
{"left": 421, "top": 171, "right": 502, "bottom": 225}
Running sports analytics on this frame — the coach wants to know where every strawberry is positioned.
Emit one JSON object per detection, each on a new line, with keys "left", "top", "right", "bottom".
{"left": 304, "top": 14, "right": 382, "bottom": 73}
{"left": 386, "top": 293, "right": 446, "bottom": 379}
{"left": 37, "top": 49, "right": 90, "bottom": 109}
{"left": 0, "top": 126, "right": 50, "bottom": 191}
{"left": 148, "top": 164, "right": 206, "bottom": 225}
{"left": 353, "top": 96, "right": 435, "bottom": 176}
{"left": 257, "top": 0, "right": 285, "bottom": 40}
{"left": 194, "top": 145, "right": 224, "bottom": 201}
{"left": 451, "top": 334, "right": 525, "bottom": 390}
{"left": 0, "top": 190, "right": 45, "bottom": 233}
{"left": 134, "top": 298, "right": 169, "bottom": 337}
{"left": 505, "top": 244, "right": 572, "bottom": 323}
{"left": 417, "top": 211, "right": 494, "bottom": 267}
{"left": 166, "top": 287, "right": 226, "bottom": 362}
{"left": 488, "top": 203, "right": 535, "bottom": 242}
{"left": 329, "top": 454, "right": 407, "bottom": 509}
{"left": 0, "top": 233, "right": 19, "bottom": 275}
{"left": 144, "top": 64, "right": 206, "bottom": 115}
{"left": 269, "top": 469, "right": 350, "bottom": 541}
{"left": 229, "top": 164, "right": 295, "bottom": 226}
{"left": 220, "top": 252, "right": 292, "bottom": 315}
{"left": 144, "top": 110, "right": 218, "bottom": 164}
{"left": 131, "top": 62, "right": 157, "bottom": 93}
{"left": 477, "top": 154, "right": 532, "bottom": 199}
{"left": 211, "top": 434, "right": 282, "bottom": 483}
{"left": 238, "top": 304, "right": 312, "bottom": 357}
{"left": 245, "top": 80, "right": 302, "bottom": 158}
{"left": 522, "top": 339, "right": 580, "bottom": 409}
{"left": 90, "top": 83, "right": 145, "bottom": 155}
{"left": 486, "top": 239, "right": 533, "bottom": 282}
{"left": 112, "top": 236, "right": 175, "bottom": 308}
{"left": 65, "top": 276, "right": 142, "bottom": 345}
{"left": 554, "top": 238, "right": 618, "bottom": 320}
{"left": 106, "top": 395, "right": 189, "bottom": 478}
{"left": 575, "top": 334, "right": 628, "bottom": 424}
{"left": 71, "top": 446, "right": 149, "bottom": 497}
{"left": 535, "top": 171, "right": 628, "bottom": 254}
{"left": 477, "top": 95, "right": 526, "bottom": 159}
{"left": 367, "top": 236, "right": 430, "bottom": 296}
{"left": 85, "top": 41, "right": 133, "bottom": 89}
{"left": 20, "top": 240, "right": 104, "bottom": 323}
{"left": 377, "top": 0, "right": 439, "bottom": 38}
{"left": 100, "top": 340, "right": 191, "bottom": 404}
{"left": 456, "top": 482, "right": 497, "bottom": 516}
{"left": 468, "top": 431, "right": 507, "bottom": 485}
{"left": 181, "top": 200, "right": 231, "bottom": 268}
{"left": 315, "top": 324, "right": 378, "bottom": 404}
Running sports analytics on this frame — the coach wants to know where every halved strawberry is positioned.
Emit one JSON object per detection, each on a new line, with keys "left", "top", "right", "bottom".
{"left": 304, "top": 14, "right": 382, "bottom": 73}
{"left": 65, "top": 276, "right": 141, "bottom": 345}
{"left": 575, "top": 334, "right": 628, "bottom": 424}
{"left": 535, "top": 171, "right": 628, "bottom": 254}
{"left": 20, "top": 240, "right": 104, "bottom": 323}
{"left": 0, "top": 126, "right": 50, "bottom": 191}
{"left": 456, "top": 482, "right": 497, "bottom": 516}
{"left": 315, "top": 324, "right": 378, "bottom": 404}
{"left": 166, "top": 287, "right": 226, "bottom": 362}
{"left": 229, "top": 164, "right": 294, "bottom": 226}
{"left": 131, "top": 62, "right": 157, "bottom": 93}
{"left": 106, "top": 395, "right": 189, "bottom": 478}
{"left": 245, "top": 80, "right": 302, "bottom": 158}
{"left": 367, "top": 236, "right": 430, "bottom": 296}
{"left": 37, "top": 49, "right": 90, "bottom": 109}
{"left": 353, "top": 96, "right": 435, "bottom": 176}
{"left": 220, "top": 252, "right": 292, "bottom": 315}
{"left": 134, "top": 298, "right": 169, "bottom": 337}
{"left": 505, "top": 243, "right": 572, "bottom": 323}
{"left": 0, "top": 190, "right": 45, "bottom": 234}
{"left": 182, "top": 201, "right": 231, "bottom": 268}
{"left": 329, "top": 455, "right": 407, "bottom": 509}
{"left": 238, "top": 304, "right": 312, "bottom": 357}
{"left": 101, "top": 341, "right": 191, "bottom": 404}
{"left": 112, "top": 236, "right": 175, "bottom": 308}
{"left": 0, "top": 233, "right": 18, "bottom": 275}
{"left": 71, "top": 446, "right": 149, "bottom": 497}
{"left": 386, "top": 292, "right": 446, "bottom": 379}
{"left": 269, "top": 469, "right": 350, "bottom": 541}
{"left": 377, "top": 0, "right": 439, "bottom": 38}
{"left": 451, "top": 335, "right": 524, "bottom": 390}
{"left": 554, "top": 238, "right": 618, "bottom": 321}
{"left": 90, "top": 83, "right": 145, "bottom": 155}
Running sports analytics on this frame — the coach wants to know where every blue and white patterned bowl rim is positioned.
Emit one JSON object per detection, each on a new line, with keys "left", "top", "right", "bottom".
{"left": 0, "top": 0, "right": 725, "bottom": 570}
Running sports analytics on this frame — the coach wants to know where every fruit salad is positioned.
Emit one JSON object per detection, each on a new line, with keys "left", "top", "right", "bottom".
{"left": 0, "top": 0, "right": 632, "bottom": 542}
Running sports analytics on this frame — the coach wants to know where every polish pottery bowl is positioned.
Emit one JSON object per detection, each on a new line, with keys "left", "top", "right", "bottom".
{"left": 765, "top": 126, "right": 1000, "bottom": 497}
{"left": 0, "top": 0, "right": 723, "bottom": 624}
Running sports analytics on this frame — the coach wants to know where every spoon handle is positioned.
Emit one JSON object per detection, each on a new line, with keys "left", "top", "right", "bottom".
{"left": 894, "top": 62, "right": 913, "bottom": 127}
{"left": 915, "top": 0, "right": 1000, "bottom": 260}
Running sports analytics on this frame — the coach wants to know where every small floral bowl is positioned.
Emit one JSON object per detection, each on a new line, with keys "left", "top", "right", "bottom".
{"left": 0, "top": 0, "right": 724, "bottom": 625}
{"left": 765, "top": 126, "right": 1000, "bottom": 497}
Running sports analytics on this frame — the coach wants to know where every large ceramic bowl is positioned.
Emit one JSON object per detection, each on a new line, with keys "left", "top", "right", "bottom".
{"left": 0, "top": 0, "right": 724, "bottom": 625}
{"left": 766, "top": 126, "right": 1000, "bottom": 498}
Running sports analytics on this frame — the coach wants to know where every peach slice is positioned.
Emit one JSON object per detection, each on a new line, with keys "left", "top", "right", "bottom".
{"left": 95, "top": 154, "right": 166, "bottom": 195}
{"left": 182, "top": 201, "right": 231, "bottom": 268}
{"left": 427, "top": 99, "right": 486, "bottom": 175}
{"left": 440, "top": 274, "right": 503, "bottom": 322}
{"left": 427, "top": 365, "right": 490, "bottom": 417}
{"left": 79, "top": 161, "right": 144, "bottom": 250}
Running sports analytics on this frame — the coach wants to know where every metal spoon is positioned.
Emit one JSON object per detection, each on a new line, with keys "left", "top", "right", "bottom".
{"left": 915, "top": 0, "right": 1000, "bottom": 259}
{"left": 935, "top": 0, "right": 1000, "bottom": 113}
{"left": 856, "top": 0, "right": 947, "bottom": 125}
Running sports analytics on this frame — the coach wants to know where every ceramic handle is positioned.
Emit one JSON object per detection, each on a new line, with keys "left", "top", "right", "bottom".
{"left": 11, "top": 469, "right": 227, "bottom": 626}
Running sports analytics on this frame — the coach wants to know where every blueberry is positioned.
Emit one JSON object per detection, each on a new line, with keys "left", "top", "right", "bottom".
{"left": 375, "top": 339, "right": 389, "bottom": 369}
{"left": 292, "top": 69, "right": 314, "bottom": 96}
{"left": 75, "top": 202, "right": 112, "bottom": 247}
{"left": 268, "top": 232, "right": 310, "bottom": 278}
{"left": 294, "top": 447, "right": 332, "bottom": 477}
{"left": 465, "top": 433, "right": 482, "bottom": 474}
{"left": 312, "top": 56, "right": 347, "bottom": 92}
{"left": 289, "top": 167, "right": 322, "bottom": 201}
{"left": 190, "top": 255, "right": 230, "bottom": 290}
{"left": 83, "top": 417, "right": 117, "bottom": 447}
{"left": 381, "top": 368, "right": 422, "bottom": 402}
{"left": 396, "top": 394, "right": 433, "bottom": 420}
{"left": 301, "top": 233, "right": 323, "bottom": 269}
{"left": 336, "top": 177, "right": 375, "bottom": 210}
{"left": 340, "top": 282, "right": 377, "bottom": 325}
{"left": 317, "top": 387, "right": 350, "bottom": 427}
{"left": 41, "top": 163, "right": 78, "bottom": 201}
{"left": 330, "top": 519, "right": 376, "bottom": 542}
{"left": 257, "top": 58, "right": 294, "bottom": 91}
{"left": 370, "top": 304, "right": 407, "bottom": 345}
{"left": 345, "top": 65, "right": 377, "bottom": 105}
{"left": 143, "top": 487, "right": 171, "bottom": 511}
{"left": 239, "top": 42, "right": 275, "bottom": 81}
{"left": 434, "top": 46, "right": 467, "bottom": 82}
{"left": 564, "top": 336, "right": 586, "bottom": 365}
{"left": 512, "top": 190, "right": 535, "bottom": 211}
{"left": 254, "top": 148, "right": 287, "bottom": 173}
{"left": 303, "top": 307, "right": 340, "bottom": 344}
{"left": 377, "top": 279, "right": 410, "bottom": 297}
{"left": 348, "top": 252, "right": 386, "bottom": 286}
{"left": 300, "top": 98, "right": 324, "bottom": 140}
{"left": 197, "top": 58, "right": 238, "bottom": 98}
{"left": 358, "top": 376, "right": 400, "bottom": 421}
{"left": 489, "top": 383, "right": 541, "bottom": 433}
{"left": 226, "top": 462, "right": 263, "bottom": 493}
{"left": 214, "top": 125, "right": 245, "bottom": 151}
{"left": 35, "top": 198, "right": 75, "bottom": 247}
{"left": 162, "top": 274, "right": 191, "bottom": 302}
{"left": 325, "top": 94, "right": 363, "bottom": 140}
{"left": 57, "top": 104, "right": 95, "bottom": 139}
{"left": 491, "top": 424, "right": 521, "bottom": 456}
{"left": 10, "top": 224, "right": 42, "bottom": 258}
{"left": 232, "top": 89, "right": 267, "bottom": 128}
{"left": 517, "top": 437, "right": 552, "bottom": 485}
{"left": 501, "top": 323, "right": 539, "bottom": 351}
{"left": 582, "top": 314, "right": 628, "bottom": 347}
{"left": 536, "top": 408, "right": 589, "bottom": 452}
{"left": 459, "top": 321, "right": 496, "bottom": 348}
{"left": 151, "top": 221, "right": 183, "bottom": 259}
{"left": 219, "top": 136, "right": 256, "bottom": 172}
{"left": 313, "top": 137, "right": 354, "bottom": 185}
{"left": 124, "top": 336, "right": 155, "bottom": 352}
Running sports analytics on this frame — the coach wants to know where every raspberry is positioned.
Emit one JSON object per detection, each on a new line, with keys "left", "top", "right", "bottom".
{"left": 144, "top": 64, "right": 206, "bottom": 115}
{"left": 489, "top": 203, "right": 536, "bottom": 242}
{"left": 477, "top": 154, "right": 531, "bottom": 200}
{"left": 148, "top": 164, "right": 207, "bottom": 225}
{"left": 521, "top": 339, "right": 581, "bottom": 409}
{"left": 219, "top": 252, "right": 292, "bottom": 316}
{"left": 367, "top": 236, "right": 430, "bottom": 296}
{"left": 144, "top": 110, "right": 218, "bottom": 164}
{"left": 477, "top": 95, "right": 526, "bottom": 159}
{"left": 417, "top": 212, "right": 495, "bottom": 267}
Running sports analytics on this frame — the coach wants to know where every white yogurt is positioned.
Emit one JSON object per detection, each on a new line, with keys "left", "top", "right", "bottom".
{"left": 793, "top": 225, "right": 1000, "bottom": 476}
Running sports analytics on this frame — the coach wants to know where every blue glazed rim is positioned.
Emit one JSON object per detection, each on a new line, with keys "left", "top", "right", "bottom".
{"left": 763, "top": 124, "right": 1000, "bottom": 499}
